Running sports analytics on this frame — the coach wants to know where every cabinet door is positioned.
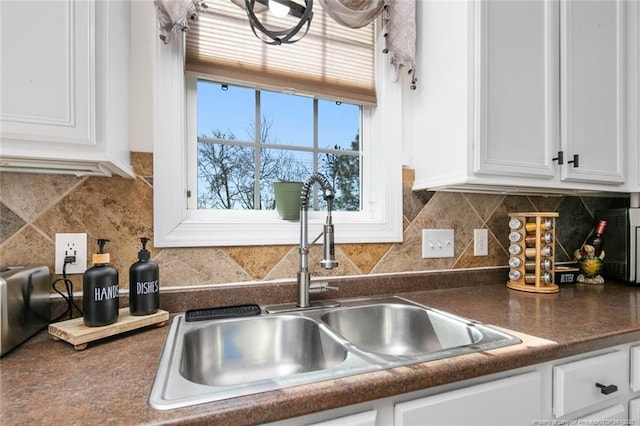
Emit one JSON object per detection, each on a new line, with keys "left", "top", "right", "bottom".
{"left": 0, "top": 0, "right": 94, "bottom": 145}
{"left": 394, "top": 372, "right": 542, "bottom": 426}
{"left": 560, "top": 0, "right": 625, "bottom": 184}
{"left": 474, "top": 0, "right": 558, "bottom": 178}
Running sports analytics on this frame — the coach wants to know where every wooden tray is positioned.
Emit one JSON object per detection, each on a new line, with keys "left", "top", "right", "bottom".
{"left": 48, "top": 308, "right": 169, "bottom": 350}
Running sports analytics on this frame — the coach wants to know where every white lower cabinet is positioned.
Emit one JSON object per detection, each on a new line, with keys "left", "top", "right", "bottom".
{"left": 394, "top": 372, "right": 542, "bottom": 426}
{"left": 269, "top": 343, "right": 640, "bottom": 426}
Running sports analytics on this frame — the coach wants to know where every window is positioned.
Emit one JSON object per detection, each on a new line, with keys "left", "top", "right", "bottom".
{"left": 190, "top": 79, "right": 362, "bottom": 212}
{"left": 151, "top": 5, "right": 404, "bottom": 247}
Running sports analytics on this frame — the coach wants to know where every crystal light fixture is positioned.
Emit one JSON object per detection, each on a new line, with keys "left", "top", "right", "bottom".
{"left": 244, "top": 0, "right": 313, "bottom": 45}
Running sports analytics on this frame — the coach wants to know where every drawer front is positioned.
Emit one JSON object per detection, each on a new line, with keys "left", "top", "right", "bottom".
{"left": 553, "top": 350, "right": 628, "bottom": 417}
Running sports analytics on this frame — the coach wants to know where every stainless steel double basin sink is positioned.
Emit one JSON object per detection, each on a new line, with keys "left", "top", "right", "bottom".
{"left": 149, "top": 296, "right": 521, "bottom": 410}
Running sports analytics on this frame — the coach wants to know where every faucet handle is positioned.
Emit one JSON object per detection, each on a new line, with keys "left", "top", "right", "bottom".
{"left": 309, "top": 282, "right": 339, "bottom": 294}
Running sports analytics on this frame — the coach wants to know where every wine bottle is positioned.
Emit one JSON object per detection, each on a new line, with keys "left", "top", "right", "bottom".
{"left": 581, "top": 220, "right": 607, "bottom": 257}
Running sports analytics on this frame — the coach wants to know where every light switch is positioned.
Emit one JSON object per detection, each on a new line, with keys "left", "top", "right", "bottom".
{"left": 422, "top": 229, "right": 455, "bottom": 258}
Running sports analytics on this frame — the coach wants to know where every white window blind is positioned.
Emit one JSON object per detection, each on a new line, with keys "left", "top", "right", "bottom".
{"left": 185, "top": 1, "right": 376, "bottom": 105}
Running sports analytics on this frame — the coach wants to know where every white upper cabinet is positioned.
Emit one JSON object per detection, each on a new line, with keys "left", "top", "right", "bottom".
{"left": 560, "top": 0, "right": 626, "bottom": 184}
{"left": 1, "top": 1, "right": 93, "bottom": 146}
{"left": 633, "top": 2, "right": 640, "bottom": 191}
{"left": 0, "top": 0, "right": 133, "bottom": 177}
{"left": 409, "top": 0, "right": 634, "bottom": 194}
{"left": 474, "top": 0, "right": 558, "bottom": 179}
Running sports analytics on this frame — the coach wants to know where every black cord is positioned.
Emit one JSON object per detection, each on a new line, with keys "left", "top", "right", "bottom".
{"left": 51, "top": 256, "right": 83, "bottom": 322}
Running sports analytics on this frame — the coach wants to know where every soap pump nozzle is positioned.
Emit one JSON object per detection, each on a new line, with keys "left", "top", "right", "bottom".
{"left": 93, "top": 238, "right": 111, "bottom": 264}
{"left": 138, "top": 237, "right": 151, "bottom": 261}
{"left": 97, "top": 238, "right": 110, "bottom": 253}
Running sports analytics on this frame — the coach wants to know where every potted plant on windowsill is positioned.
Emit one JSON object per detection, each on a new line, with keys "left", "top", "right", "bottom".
{"left": 273, "top": 181, "right": 303, "bottom": 220}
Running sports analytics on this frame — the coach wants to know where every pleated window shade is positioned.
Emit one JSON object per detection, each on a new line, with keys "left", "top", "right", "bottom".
{"left": 185, "top": 1, "right": 376, "bottom": 105}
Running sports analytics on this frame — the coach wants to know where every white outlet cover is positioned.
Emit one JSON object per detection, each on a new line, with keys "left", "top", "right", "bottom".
{"left": 55, "top": 233, "right": 88, "bottom": 274}
{"left": 474, "top": 228, "right": 489, "bottom": 256}
{"left": 422, "top": 229, "right": 455, "bottom": 258}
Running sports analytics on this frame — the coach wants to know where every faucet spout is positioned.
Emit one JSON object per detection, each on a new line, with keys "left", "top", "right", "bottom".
{"left": 297, "top": 172, "right": 339, "bottom": 308}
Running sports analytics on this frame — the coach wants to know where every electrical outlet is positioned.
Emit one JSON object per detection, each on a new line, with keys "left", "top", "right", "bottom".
{"left": 474, "top": 228, "right": 489, "bottom": 256}
{"left": 55, "top": 233, "right": 88, "bottom": 274}
{"left": 422, "top": 229, "right": 455, "bottom": 258}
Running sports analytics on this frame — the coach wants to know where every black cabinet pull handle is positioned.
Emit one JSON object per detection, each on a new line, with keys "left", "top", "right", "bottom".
{"left": 552, "top": 151, "right": 564, "bottom": 165}
{"left": 596, "top": 383, "right": 618, "bottom": 395}
{"left": 567, "top": 154, "right": 579, "bottom": 168}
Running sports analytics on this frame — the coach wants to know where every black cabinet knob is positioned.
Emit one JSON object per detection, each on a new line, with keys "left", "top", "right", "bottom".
{"left": 568, "top": 154, "right": 579, "bottom": 168}
{"left": 596, "top": 382, "right": 618, "bottom": 395}
{"left": 552, "top": 151, "right": 564, "bottom": 164}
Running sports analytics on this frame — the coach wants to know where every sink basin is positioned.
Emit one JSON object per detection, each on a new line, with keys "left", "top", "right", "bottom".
{"left": 149, "top": 313, "right": 371, "bottom": 410}
{"left": 321, "top": 303, "right": 483, "bottom": 356}
{"left": 180, "top": 316, "right": 347, "bottom": 386}
{"left": 149, "top": 296, "right": 521, "bottom": 410}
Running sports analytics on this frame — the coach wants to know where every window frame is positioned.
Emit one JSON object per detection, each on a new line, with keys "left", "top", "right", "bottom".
{"left": 152, "top": 29, "right": 403, "bottom": 247}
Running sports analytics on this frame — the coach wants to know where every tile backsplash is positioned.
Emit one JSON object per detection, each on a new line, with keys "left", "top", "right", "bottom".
{"left": 0, "top": 152, "right": 628, "bottom": 292}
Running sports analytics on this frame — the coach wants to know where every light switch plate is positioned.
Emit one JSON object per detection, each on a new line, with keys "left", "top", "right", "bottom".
{"left": 422, "top": 229, "right": 455, "bottom": 258}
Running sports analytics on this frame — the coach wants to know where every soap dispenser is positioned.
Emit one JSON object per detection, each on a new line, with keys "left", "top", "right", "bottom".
{"left": 129, "top": 237, "right": 159, "bottom": 316}
{"left": 83, "top": 239, "right": 119, "bottom": 326}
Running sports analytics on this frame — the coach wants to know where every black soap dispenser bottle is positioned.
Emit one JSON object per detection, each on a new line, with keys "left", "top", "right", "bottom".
{"left": 83, "top": 239, "right": 119, "bottom": 327}
{"left": 129, "top": 237, "right": 159, "bottom": 316}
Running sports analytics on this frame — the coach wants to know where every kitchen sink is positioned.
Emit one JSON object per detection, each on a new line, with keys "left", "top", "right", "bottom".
{"left": 149, "top": 296, "right": 521, "bottom": 410}
{"left": 180, "top": 316, "right": 347, "bottom": 386}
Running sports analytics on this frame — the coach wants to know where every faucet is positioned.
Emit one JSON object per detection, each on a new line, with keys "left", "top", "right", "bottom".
{"left": 297, "top": 172, "right": 339, "bottom": 308}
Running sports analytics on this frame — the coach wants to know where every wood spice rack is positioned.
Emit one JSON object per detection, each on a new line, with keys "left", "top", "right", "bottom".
{"left": 48, "top": 308, "right": 169, "bottom": 350}
{"left": 506, "top": 212, "right": 559, "bottom": 294}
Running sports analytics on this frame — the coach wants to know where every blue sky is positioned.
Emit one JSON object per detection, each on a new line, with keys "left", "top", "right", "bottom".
{"left": 196, "top": 80, "right": 359, "bottom": 150}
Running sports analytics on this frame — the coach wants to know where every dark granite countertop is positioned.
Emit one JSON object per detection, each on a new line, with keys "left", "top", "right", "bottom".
{"left": 3, "top": 273, "right": 640, "bottom": 425}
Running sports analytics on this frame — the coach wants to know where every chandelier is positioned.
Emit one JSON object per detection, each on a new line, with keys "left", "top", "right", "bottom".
{"left": 244, "top": 0, "right": 313, "bottom": 45}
